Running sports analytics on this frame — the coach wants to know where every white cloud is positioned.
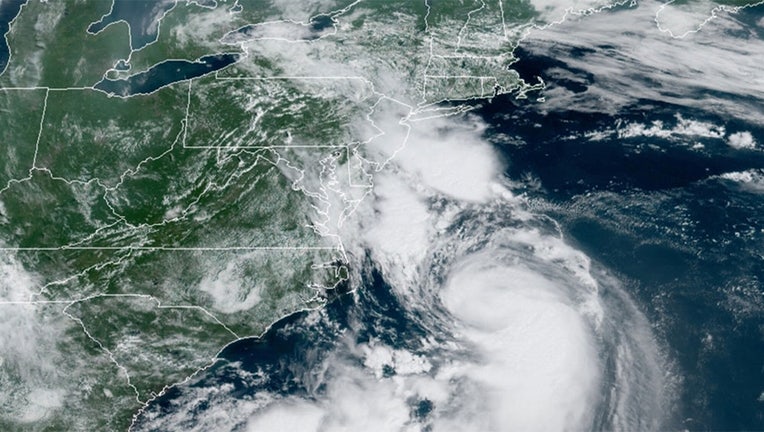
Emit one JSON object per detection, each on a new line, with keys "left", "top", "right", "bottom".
{"left": 222, "top": 21, "right": 314, "bottom": 44}
{"left": 364, "top": 101, "right": 502, "bottom": 203}
{"left": 0, "top": 252, "right": 68, "bottom": 425}
{"left": 523, "top": 0, "right": 764, "bottom": 121}
{"left": 360, "top": 342, "right": 432, "bottom": 379}
{"left": 717, "top": 169, "right": 764, "bottom": 192}
{"left": 0, "top": 251, "right": 38, "bottom": 302}
{"left": 199, "top": 254, "right": 263, "bottom": 314}
{"left": 272, "top": 0, "right": 347, "bottom": 22}
{"left": 529, "top": 0, "right": 621, "bottom": 25}
{"left": 245, "top": 400, "right": 324, "bottom": 432}
{"left": 614, "top": 115, "right": 726, "bottom": 142}
{"left": 655, "top": 0, "right": 722, "bottom": 38}
{"left": 362, "top": 174, "right": 431, "bottom": 289}
{"left": 727, "top": 131, "right": 757, "bottom": 150}
{"left": 130, "top": 1, "right": 679, "bottom": 430}
{"left": 18, "top": 388, "right": 65, "bottom": 423}
{"left": 400, "top": 115, "right": 501, "bottom": 203}
{"left": 318, "top": 371, "right": 412, "bottom": 432}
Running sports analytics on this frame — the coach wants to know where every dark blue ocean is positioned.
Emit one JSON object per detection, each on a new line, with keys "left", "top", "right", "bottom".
{"left": 491, "top": 44, "right": 764, "bottom": 431}
{"left": 478, "top": 93, "right": 764, "bottom": 430}
{"left": 135, "top": 37, "right": 764, "bottom": 432}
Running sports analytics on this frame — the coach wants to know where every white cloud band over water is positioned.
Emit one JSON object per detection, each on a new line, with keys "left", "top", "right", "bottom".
{"left": 522, "top": 0, "right": 764, "bottom": 121}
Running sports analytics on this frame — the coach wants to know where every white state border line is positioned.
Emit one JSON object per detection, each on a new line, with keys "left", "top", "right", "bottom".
{"left": 655, "top": 0, "right": 764, "bottom": 39}
{"left": 0, "top": 0, "right": 30, "bottom": 78}
{"left": 87, "top": 0, "right": 180, "bottom": 65}
{"left": 0, "top": 86, "right": 94, "bottom": 91}
{"left": 0, "top": 246, "right": 338, "bottom": 251}
{"left": 0, "top": 78, "right": 348, "bottom": 254}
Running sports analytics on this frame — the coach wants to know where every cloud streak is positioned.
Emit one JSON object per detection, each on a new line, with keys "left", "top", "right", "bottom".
{"left": 520, "top": 1, "right": 764, "bottom": 121}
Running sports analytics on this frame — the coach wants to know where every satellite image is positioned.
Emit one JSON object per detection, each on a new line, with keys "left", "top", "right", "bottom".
{"left": 0, "top": 0, "right": 762, "bottom": 431}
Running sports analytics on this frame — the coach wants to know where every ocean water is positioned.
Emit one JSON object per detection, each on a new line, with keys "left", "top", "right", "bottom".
{"left": 480, "top": 103, "right": 764, "bottom": 429}
{"left": 0, "top": 0, "right": 26, "bottom": 75}
{"left": 479, "top": 40, "right": 764, "bottom": 430}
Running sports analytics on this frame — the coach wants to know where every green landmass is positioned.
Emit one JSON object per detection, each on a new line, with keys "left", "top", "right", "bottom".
{"left": 0, "top": 0, "right": 554, "bottom": 430}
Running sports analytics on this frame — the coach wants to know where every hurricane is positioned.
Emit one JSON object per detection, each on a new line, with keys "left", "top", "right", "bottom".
{"left": 1, "top": 0, "right": 760, "bottom": 430}
{"left": 131, "top": 0, "right": 764, "bottom": 430}
{"left": 132, "top": 105, "right": 673, "bottom": 431}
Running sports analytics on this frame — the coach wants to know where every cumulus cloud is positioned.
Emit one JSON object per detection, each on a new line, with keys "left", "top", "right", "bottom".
{"left": 199, "top": 254, "right": 263, "bottom": 313}
{"left": 727, "top": 131, "right": 758, "bottom": 150}
{"left": 617, "top": 115, "right": 726, "bottom": 140}
{"left": 0, "top": 252, "right": 68, "bottom": 424}
{"left": 521, "top": 0, "right": 764, "bottom": 121}
{"left": 717, "top": 169, "right": 764, "bottom": 192}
